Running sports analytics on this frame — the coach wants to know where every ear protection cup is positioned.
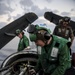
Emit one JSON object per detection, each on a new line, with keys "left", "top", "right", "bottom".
{"left": 44, "top": 32, "right": 51, "bottom": 40}
{"left": 38, "top": 29, "right": 51, "bottom": 40}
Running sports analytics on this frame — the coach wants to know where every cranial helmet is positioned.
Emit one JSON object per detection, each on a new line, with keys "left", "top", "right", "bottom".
{"left": 27, "top": 24, "right": 51, "bottom": 42}
{"left": 63, "top": 16, "right": 70, "bottom": 23}
{"left": 15, "top": 29, "right": 22, "bottom": 36}
{"left": 29, "top": 34, "right": 37, "bottom": 42}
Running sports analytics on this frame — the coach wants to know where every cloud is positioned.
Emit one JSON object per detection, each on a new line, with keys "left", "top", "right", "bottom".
{"left": 31, "top": 5, "right": 42, "bottom": 16}
{"left": 12, "top": 14, "right": 22, "bottom": 20}
{"left": 20, "top": 0, "right": 33, "bottom": 10}
{"left": 19, "top": 0, "right": 58, "bottom": 18}
{"left": 52, "top": 10, "right": 59, "bottom": 13}
{"left": 19, "top": 0, "right": 52, "bottom": 17}
{"left": 45, "top": 0, "right": 52, "bottom": 3}
{"left": 71, "top": 8, "right": 75, "bottom": 12}
{"left": 20, "top": 0, "right": 33, "bottom": 6}
{"left": 33, "top": 18, "right": 46, "bottom": 24}
{"left": 61, "top": 12, "right": 70, "bottom": 16}
{"left": 7, "top": 14, "right": 12, "bottom": 21}
{"left": 73, "top": 0, "right": 75, "bottom": 1}
{"left": 60, "top": 11, "right": 75, "bottom": 21}
{"left": 31, "top": 5, "right": 51, "bottom": 17}
{"left": 0, "top": 0, "right": 75, "bottom": 26}
{"left": 71, "top": 17, "right": 75, "bottom": 21}
{"left": 0, "top": 0, "right": 14, "bottom": 15}
{"left": 0, "top": 22, "right": 7, "bottom": 29}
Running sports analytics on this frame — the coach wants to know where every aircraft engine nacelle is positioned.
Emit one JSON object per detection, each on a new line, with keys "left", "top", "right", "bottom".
{"left": 0, "top": 50, "right": 39, "bottom": 75}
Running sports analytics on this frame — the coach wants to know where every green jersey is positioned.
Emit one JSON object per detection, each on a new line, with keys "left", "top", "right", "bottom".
{"left": 18, "top": 35, "right": 29, "bottom": 51}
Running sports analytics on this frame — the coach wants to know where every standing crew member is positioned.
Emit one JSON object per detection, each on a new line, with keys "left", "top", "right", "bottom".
{"left": 53, "top": 17, "right": 74, "bottom": 47}
{"left": 15, "top": 29, "right": 30, "bottom": 51}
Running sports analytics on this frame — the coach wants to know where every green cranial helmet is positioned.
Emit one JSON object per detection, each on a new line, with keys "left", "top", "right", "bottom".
{"left": 29, "top": 24, "right": 51, "bottom": 42}
{"left": 15, "top": 29, "right": 22, "bottom": 36}
{"left": 29, "top": 34, "right": 37, "bottom": 42}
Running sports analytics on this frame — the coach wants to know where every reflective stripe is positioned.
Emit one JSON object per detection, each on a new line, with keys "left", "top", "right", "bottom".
{"left": 65, "top": 30, "right": 69, "bottom": 36}
{"left": 58, "top": 28, "right": 61, "bottom": 32}
{"left": 51, "top": 47, "right": 58, "bottom": 57}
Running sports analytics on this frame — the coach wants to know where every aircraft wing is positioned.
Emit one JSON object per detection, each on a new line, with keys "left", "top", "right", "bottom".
{"left": 0, "top": 12, "right": 38, "bottom": 49}
{"left": 44, "top": 12, "right": 75, "bottom": 36}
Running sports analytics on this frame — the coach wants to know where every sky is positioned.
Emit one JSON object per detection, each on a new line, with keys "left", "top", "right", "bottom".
{"left": 0, "top": 0, "right": 75, "bottom": 51}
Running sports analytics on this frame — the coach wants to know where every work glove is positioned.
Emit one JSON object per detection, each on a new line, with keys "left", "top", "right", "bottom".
{"left": 29, "top": 69, "right": 36, "bottom": 75}
{"left": 24, "top": 46, "right": 31, "bottom": 50}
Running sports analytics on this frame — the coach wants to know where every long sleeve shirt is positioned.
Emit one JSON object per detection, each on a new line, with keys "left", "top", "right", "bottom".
{"left": 35, "top": 35, "right": 71, "bottom": 75}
